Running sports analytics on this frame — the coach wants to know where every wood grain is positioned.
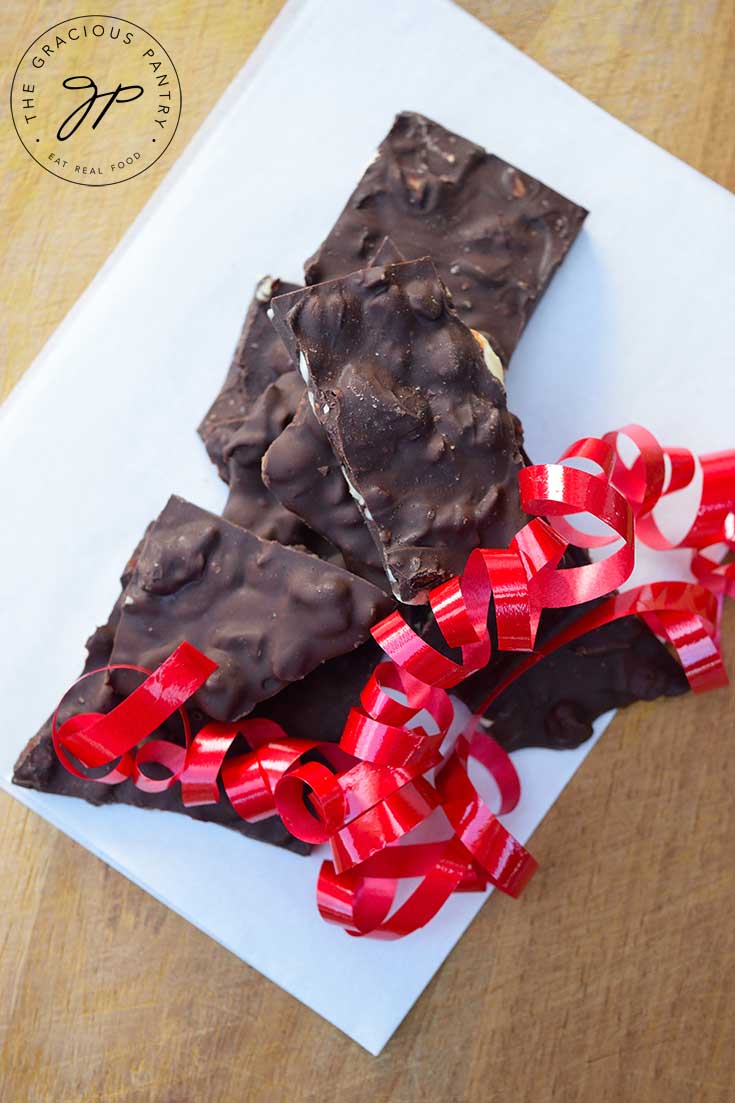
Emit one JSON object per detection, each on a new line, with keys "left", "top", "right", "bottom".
{"left": 2, "top": 2, "right": 734, "bottom": 1100}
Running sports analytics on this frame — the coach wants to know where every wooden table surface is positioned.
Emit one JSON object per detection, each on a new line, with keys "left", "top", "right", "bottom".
{"left": 2, "top": 2, "right": 734, "bottom": 1100}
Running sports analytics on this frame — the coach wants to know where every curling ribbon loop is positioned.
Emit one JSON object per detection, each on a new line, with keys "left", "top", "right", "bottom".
{"left": 51, "top": 426, "right": 735, "bottom": 938}
{"left": 375, "top": 427, "right": 733, "bottom": 692}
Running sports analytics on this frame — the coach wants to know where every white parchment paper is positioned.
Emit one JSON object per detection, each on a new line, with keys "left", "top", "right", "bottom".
{"left": 2, "top": 0, "right": 734, "bottom": 1054}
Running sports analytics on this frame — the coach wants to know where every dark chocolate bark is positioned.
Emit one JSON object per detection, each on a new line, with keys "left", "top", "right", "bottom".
{"left": 455, "top": 605, "right": 689, "bottom": 751}
{"left": 12, "top": 571, "right": 308, "bottom": 853}
{"left": 222, "top": 372, "right": 310, "bottom": 544}
{"left": 198, "top": 275, "right": 301, "bottom": 479}
{"left": 109, "top": 496, "right": 392, "bottom": 721}
{"left": 13, "top": 546, "right": 688, "bottom": 848}
{"left": 304, "top": 111, "right": 587, "bottom": 365}
{"left": 271, "top": 257, "right": 526, "bottom": 603}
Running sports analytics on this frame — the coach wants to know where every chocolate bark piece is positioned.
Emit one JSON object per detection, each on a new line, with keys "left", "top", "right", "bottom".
{"left": 222, "top": 371, "right": 310, "bottom": 544}
{"left": 218, "top": 238, "right": 404, "bottom": 564}
{"left": 109, "top": 495, "right": 392, "bottom": 721}
{"left": 455, "top": 604, "right": 689, "bottom": 752}
{"left": 12, "top": 602, "right": 425, "bottom": 854}
{"left": 12, "top": 567, "right": 307, "bottom": 853}
{"left": 198, "top": 275, "right": 301, "bottom": 479}
{"left": 271, "top": 257, "right": 526, "bottom": 603}
{"left": 262, "top": 394, "right": 388, "bottom": 588}
{"left": 304, "top": 111, "right": 587, "bottom": 365}
{"left": 261, "top": 239, "right": 407, "bottom": 586}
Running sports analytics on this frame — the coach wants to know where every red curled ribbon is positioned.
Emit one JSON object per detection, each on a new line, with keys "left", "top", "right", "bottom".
{"left": 50, "top": 426, "right": 735, "bottom": 938}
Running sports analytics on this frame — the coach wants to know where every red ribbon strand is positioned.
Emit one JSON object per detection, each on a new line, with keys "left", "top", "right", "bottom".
{"left": 49, "top": 426, "right": 735, "bottom": 938}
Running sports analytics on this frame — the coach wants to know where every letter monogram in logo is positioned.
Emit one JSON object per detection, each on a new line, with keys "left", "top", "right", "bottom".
{"left": 10, "top": 16, "right": 182, "bottom": 186}
{"left": 57, "top": 76, "right": 145, "bottom": 141}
